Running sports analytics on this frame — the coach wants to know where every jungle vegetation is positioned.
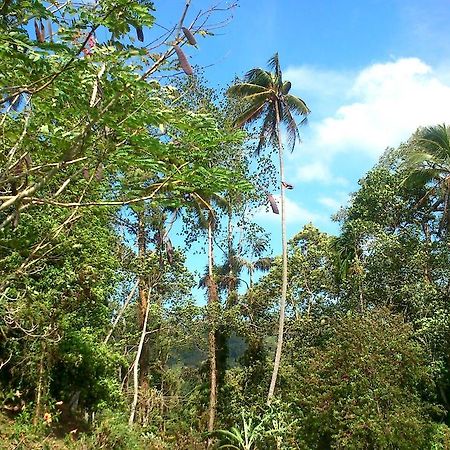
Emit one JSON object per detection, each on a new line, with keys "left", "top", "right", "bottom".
{"left": 1, "top": 1, "right": 450, "bottom": 449}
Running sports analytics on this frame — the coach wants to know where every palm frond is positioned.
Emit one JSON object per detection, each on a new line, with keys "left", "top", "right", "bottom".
{"left": 244, "top": 68, "right": 273, "bottom": 87}
{"left": 281, "top": 81, "right": 291, "bottom": 95}
{"left": 415, "top": 124, "right": 450, "bottom": 160}
{"left": 234, "top": 100, "right": 267, "bottom": 128}
{"left": 402, "top": 168, "right": 441, "bottom": 189}
{"left": 256, "top": 106, "right": 277, "bottom": 154}
{"left": 254, "top": 257, "right": 273, "bottom": 271}
{"left": 403, "top": 151, "right": 439, "bottom": 167}
{"left": 281, "top": 104, "right": 300, "bottom": 152}
{"left": 227, "top": 82, "right": 268, "bottom": 99}
{"left": 284, "top": 93, "right": 310, "bottom": 117}
{"left": 228, "top": 54, "right": 310, "bottom": 157}
{"left": 267, "top": 52, "right": 282, "bottom": 88}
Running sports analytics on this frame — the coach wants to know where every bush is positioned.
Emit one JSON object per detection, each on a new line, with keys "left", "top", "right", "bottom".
{"left": 291, "top": 308, "right": 437, "bottom": 449}
{"left": 73, "top": 411, "right": 143, "bottom": 450}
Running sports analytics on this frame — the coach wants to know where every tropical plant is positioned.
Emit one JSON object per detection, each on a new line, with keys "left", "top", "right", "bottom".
{"left": 227, "top": 53, "right": 310, "bottom": 401}
{"left": 215, "top": 410, "right": 264, "bottom": 450}
{"left": 401, "top": 123, "right": 450, "bottom": 236}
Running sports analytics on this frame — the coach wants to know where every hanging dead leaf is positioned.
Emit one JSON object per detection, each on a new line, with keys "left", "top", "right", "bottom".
{"left": 136, "top": 26, "right": 144, "bottom": 42}
{"left": 267, "top": 193, "right": 279, "bottom": 214}
{"left": 48, "top": 19, "right": 53, "bottom": 43}
{"left": 173, "top": 45, "right": 193, "bottom": 76}
{"left": 40, "top": 20, "right": 45, "bottom": 41}
{"left": 34, "top": 19, "right": 44, "bottom": 43}
{"left": 151, "top": 231, "right": 161, "bottom": 246}
{"left": 90, "top": 78, "right": 98, "bottom": 107}
{"left": 182, "top": 27, "right": 197, "bottom": 45}
{"left": 95, "top": 163, "right": 104, "bottom": 181}
{"left": 166, "top": 239, "right": 174, "bottom": 265}
{"left": 24, "top": 154, "right": 32, "bottom": 168}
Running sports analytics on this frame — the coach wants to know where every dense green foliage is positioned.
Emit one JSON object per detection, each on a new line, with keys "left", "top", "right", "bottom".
{"left": 2, "top": 1, "right": 450, "bottom": 449}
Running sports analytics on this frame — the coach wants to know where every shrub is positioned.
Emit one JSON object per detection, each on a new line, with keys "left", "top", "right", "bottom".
{"left": 291, "top": 308, "right": 437, "bottom": 449}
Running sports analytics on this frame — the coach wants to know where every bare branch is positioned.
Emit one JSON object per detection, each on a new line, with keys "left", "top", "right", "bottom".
{"left": 0, "top": 353, "right": 12, "bottom": 371}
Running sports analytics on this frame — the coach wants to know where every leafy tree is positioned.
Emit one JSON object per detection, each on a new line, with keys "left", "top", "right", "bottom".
{"left": 292, "top": 308, "right": 436, "bottom": 449}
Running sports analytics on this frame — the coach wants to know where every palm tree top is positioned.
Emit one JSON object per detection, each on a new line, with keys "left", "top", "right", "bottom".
{"left": 401, "top": 123, "right": 450, "bottom": 236}
{"left": 227, "top": 52, "right": 310, "bottom": 153}
{"left": 402, "top": 124, "right": 450, "bottom": 180}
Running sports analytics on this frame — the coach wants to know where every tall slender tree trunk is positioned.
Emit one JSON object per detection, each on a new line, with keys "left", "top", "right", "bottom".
{"left": 207, "top": 215, "right": 218, "bottom": 437}
{"left": 104, "top": 280, "right": 139, "bottom": 345}
{"left": 33, "top": 344, "right": 46, "bottom": 425}
{"left": 214, "top": 206, "right": 234, "bottom": 417}
{"left": 137, "top": 211, "right": 150, "bottom": 391}
{"left": 129, "top": 286, "right": 152, "bottom": 426}
{"left": 137, "top": 211, "right": 147, "bottom": 327}
{"left": 267, "top": 102, "right": 288, "bottom": 402}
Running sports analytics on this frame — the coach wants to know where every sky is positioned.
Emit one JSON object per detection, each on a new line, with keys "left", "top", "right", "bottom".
{"left": 151, "top": 0, "right": 450, "bottom": 259}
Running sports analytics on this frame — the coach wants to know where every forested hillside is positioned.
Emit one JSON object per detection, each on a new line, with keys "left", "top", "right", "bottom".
{"left": 2, "top": 1, "right": 450, "bottom": 449}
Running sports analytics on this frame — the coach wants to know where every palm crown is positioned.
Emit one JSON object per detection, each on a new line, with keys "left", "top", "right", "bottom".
{"left": 227, "top": 53, "right": 310, "bottom": 153}
{"left": 402, "top": 123, "right": 450, "bottom": 234}
{"left": 403, "top": 124, "right": 450, "bottom": 181}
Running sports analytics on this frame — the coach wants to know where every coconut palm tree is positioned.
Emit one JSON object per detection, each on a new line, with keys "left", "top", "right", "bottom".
{"left": 402, "top": 124, "right": 450, "bottom": 236}
{"left": 227, "top": 53, "right": 310, "bottom": 401}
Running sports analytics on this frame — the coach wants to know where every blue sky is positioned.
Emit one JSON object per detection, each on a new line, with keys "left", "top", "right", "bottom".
{"left": 152, "top": 0, "right": 450, "bottom": 260}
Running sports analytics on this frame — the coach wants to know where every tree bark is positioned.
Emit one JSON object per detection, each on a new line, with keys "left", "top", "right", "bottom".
{"left": 129, "top": 286, "right": 152, "bottom": 426}
{"left": 207, "top": 215, "right": 218, "bottom": 437}
{"left": 137, "top": 211, "right": 150, "bottom": 390}
{"left": 137, "top": 211, "right": 148, "bottom": 326}
{"left": 33, "top": 343, "right": 46, "bottom": 425}
{"left": 267, "top": 101, "right": 288, "bottom": 402}
{"left": 104, "top": 279, "right": 138, "bottom": 345}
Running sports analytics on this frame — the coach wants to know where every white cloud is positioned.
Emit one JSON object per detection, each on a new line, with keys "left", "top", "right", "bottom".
{"left": 311, "top": 57, "right": 450, "bottom": 157}
{"left": 261, "top": 57, "right": 450, "bottom": 235}
{"left": 297, "top": 161, "right": 329, "bottom": 183}
{"left": 284, "top": 66, "right": 353, "bottom": 100}
{"left": 285, "top": 58, "right": 450, "bottom": 162}
{"left": 296, "top": 161, "right": 348, "bottom": 185}
{"left": 318, "top": 193, "right": 349, "bottom": 212}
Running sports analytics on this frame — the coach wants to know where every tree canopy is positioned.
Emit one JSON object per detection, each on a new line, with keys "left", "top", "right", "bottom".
{"left": 2, "top": 2, "right": 450, "bottom": 449}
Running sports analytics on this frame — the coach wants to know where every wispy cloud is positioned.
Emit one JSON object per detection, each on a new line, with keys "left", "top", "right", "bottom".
{"left": 284, "top": 66, "right": 353, "bottom": 99}
{"left": 296, "top": 161, "right": 348, "bottom": 185}
{"left": 318, "top": 193, "right": 349, "bottom": 212}
{"left": 249, "top": 57, "right": 450, "bottom": 235}
{"left": 284, "top": 65, "right": 354, "bottom": 116}
{"left": 254, "top": 194, "right": 325, "bottom": 226}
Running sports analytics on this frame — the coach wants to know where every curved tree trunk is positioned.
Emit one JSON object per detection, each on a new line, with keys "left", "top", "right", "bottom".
{"left": 267, "top": 102, "right": 288, "bottom": 402}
